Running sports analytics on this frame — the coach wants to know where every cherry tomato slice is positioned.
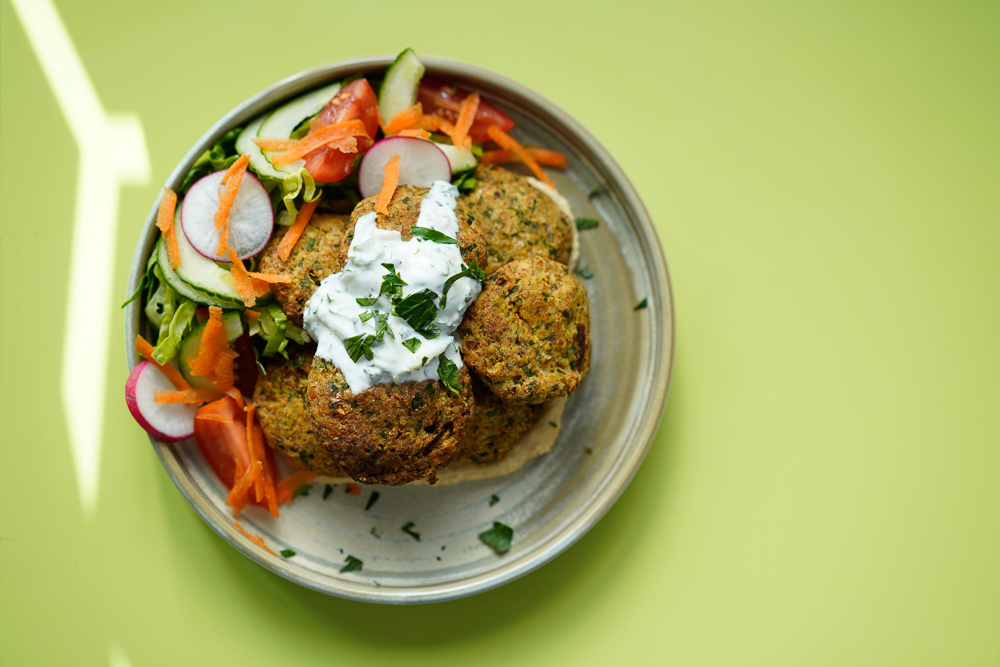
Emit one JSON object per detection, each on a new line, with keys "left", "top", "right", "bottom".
{"left": 417, "top": 78, "right": 514, "bottom": 143}
{"left": 194, "top": 396, "right": 275, "bottom": 507}
{"left": 303, "top": 79, "right": 380, "bottom": 183}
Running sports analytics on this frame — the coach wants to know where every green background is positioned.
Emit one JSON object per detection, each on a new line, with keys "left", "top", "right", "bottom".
{"left": 2, "top": 0, "right": 998, "bottom": 664}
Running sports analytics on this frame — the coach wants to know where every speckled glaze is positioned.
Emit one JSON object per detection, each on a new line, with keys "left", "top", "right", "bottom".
{"left": 125, "top": 55, "right": 674, "bottom": 604}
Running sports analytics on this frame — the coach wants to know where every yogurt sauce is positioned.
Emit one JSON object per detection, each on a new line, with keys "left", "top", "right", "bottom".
{"left": 303, "top": 180, "right": 480, "bottom": 394}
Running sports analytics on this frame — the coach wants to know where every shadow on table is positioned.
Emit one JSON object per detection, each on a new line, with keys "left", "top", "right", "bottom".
{"left": 178, "top": 362, "right": 683, "bottom": 651}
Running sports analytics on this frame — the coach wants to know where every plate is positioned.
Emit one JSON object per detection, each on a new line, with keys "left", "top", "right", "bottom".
{"left": 124, "top": 54, "right": 674, "bottom": 604}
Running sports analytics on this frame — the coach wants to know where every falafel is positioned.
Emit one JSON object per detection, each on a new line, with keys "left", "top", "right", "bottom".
{"left": 258, "top": 211, "right": 349, "bottom": 324}
{"left": 459, "top": 256, "right": 591, "bottom": 405}
{"left": 461, "top": 374, "right": 543, "bottom": 464}
{"left": 461, "top": 165, "right": 574, "bottom": 275}
{"left": 307, "top": 357, "right": 474, "bottom": 485}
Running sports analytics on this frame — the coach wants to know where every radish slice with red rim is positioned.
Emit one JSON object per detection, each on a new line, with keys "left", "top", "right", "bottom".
{"left": 125, "top": 361, "right": 197, "bottom": 442}
{"left": 181, "top": 170, "right": 273, "bottom": 262}
{"left": 358, "top": 137, "right": 452, "bottom": 199}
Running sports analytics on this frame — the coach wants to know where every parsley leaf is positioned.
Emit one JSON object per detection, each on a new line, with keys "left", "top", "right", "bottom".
{"left": 440, "top": 260, "right": 486, "bottom": 308}
{"left": 576, "top": 266, "right": 594, "bottom": 279}
{"left": 370, "top": 526, "right": 381, "bottom": 539}
{"left": 323, "top": 484, "right": 333, "bottom": 500}
{"left": 344, "top": 333, "right": 377, "bottom": 362}
{"left": 489, "top": 494, "right": 500, "bottom": 506}
{"left": 379, "top": 264, "right": 407, "bottom": 302}
{"left": 634, "top": 298, "right": 648, "bottom": 311}
{"left": 339, "top": 555, "right": 363, "bottom": 573}
{"left": 394, "top": 289, "right": 440, "bottom": 338}
{"left": 280, "top": 549, "right": 296, "bottom": 558}
{"left": 373, "top": 311, "right": 393, "bottom": 341}
{"left": 437, "top": 356, "right": 461, "bottom": 396}
{"left": 365, "top": 491, "right": 380, "bottom": 511}
{"left": 358, "top": 310, "right": 374, "bottom": 322}
{"left": 411, "top": 226, "right": 459, "bottom": 245}
{"left": 587, "top": 183, "right": 607, "bottom": 198}
{"left": 576, "top": 217, "right": 600, "bottom": 231}
{"left": 479, "top": 522, "right": 513, "bottom": 554}
{"left": 292, "top": 484, "right": 311, "bottom": 499}
{"left": 402, "top": 521, "right": 421, "bottom": 541}
{"left": 402, "top": 337, "right": 422, "bottom": 353}
{"left": 356, "top": 297, "right": 379, "bottom": 307}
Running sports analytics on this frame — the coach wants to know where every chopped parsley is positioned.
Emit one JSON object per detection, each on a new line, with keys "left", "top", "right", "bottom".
{"left": 339, "top": 555, "right": 363, "bottom": 573}
{"left": 437, "top": 356, "right": 461, "bottom": 396}
{"left": 356, "top": 296, "right": 379, "bottom": 307}
{"left": 489, "top": 494, "right": 500, "bottom": 506}
{"left": 292, "top": 484, "right": 311, "bottom": 499}
{"left": 440, "top": 260, "right": 486, "bottom": 308}
{"left": 587, "top": 183, "right": 608, "bottom": 198}
{"left": 401, "top": 521, "right": 421, "bottom": 541}
{"left": 479, "top": 522, "right": 513, "bottom": 554}
{"left": 358, "top": 310, "right": 374, "bottom": 322}
{"left": 402, "top": 337, "right": 422, "bottom": 353}
{"left": 372, "top": 311, "right": 393, "bottom": 341}
{"left": 576, "top": 266, "right": 594, "bottom": 279}
{"left": 344, "top": 333, "right": 377, "bottom": 362}
{"left": 576, "top": 217, "right": 600, "bottom": 231}
{"left": 280, "top": 549, "right": 296, "bottom": 558}
{"left": 323, "top": 484, "right": 333, "bottom": 500}
{"left": 411, "top": 226, "right": 459, "bottom": 245}
{"left": 365, "top": 491, "right": 380, "bottom": 511}
{"left": 634, "top": 298, "right": 648, "bottom": 311}
{"left": 379, "top": 263, "right": 407, "bottom": 302}
{"left": 394, "top": 289, "right": 440, "bottom": 338}
{"left": 452, "top": 170, "right": 478, "bottom": 191}
{"left": 549, "top": 421, "right": 558, "bottom": 428}
{"left": 370, "top": 526, "right": 381, "bottom": 539}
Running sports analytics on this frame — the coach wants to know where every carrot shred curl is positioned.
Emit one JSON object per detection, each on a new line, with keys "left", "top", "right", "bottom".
{"left": 186, "top": 306, "right": 238, "bottom": 390}
{"left": 245, "top": 404, "right": 265, "bottom": 503}
{"left": 136, "top": 335, "right": 191, "bottom": 390}
{"left": 268, "top": 120, "right": 370, "bottom": 166}
{"left": 195, "top": 413, "right": 232, "bottom": 424}
{"left": 398, "top": 128, "right": 431, "bottom": 139}
{"left": 234, "top": 522, "right": 277, "bottom": 556}
{"left": 254, "top": 424, "right": 280, "bottom": 517}
{"left": 276, "top": 471, "right": 318, "bottom": 505}
{"left": 227, "top": 247, "right": 269, "bottom": 307}
{"left": 214, "top": 154, "right": 250, "bottom": 257}
{"left": 227, "top": 460, "right": 262, "bottom": 516}
{"left": 451, "top": 93, "right": 479, "bottom": 150}
{"left": 486, "top": 126, "right": 555, "bottom": 188}
{"left": 275, "top": 199, "right": 319, "bottom": 263}
{"left": 248, "top": 272, "right": 292, "bottom": 284}
{"left": 481, "top": 148, "right": 568, "bottom": 169}
{"left": 156, "top": 188, "right": 180, "bottom": 269}
{"left": 154, "top": 388, "right": 220, "bottom": 405}
{"left": 383, "top": 103, "right": 424, "bottom": 135}
{"left": 375, "top": 155, "right": 400, "bottom": 217}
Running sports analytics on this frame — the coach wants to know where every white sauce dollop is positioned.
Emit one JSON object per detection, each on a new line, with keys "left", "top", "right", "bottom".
{"left": 303, "top": 180, "right": 480, "bottom": 394}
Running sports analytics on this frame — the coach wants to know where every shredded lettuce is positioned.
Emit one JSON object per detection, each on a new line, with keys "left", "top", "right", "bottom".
{"left": 145, "top": 273, "right": 176, "bottom": 330}
{"left": 261, "top": 304, "right": 289, "bottom": 357}
{"left": 152, "top": 299, "right": 196, "bottom": 365}
{"left": 286, "top": 319, "right": 311, "bottom": 345}
{"left": 178, "top": 127, "right": 243, "bottom": 193}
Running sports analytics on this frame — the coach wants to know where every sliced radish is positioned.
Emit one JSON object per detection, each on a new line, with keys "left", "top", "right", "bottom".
{"left": 181, "top": 170, "right": 273, "bottom": 262}
{"left": 358, "top": 137, "right": 451, "bottom": 199}
{"left": 125, "top": 361, "right": 197, "bottom": 442}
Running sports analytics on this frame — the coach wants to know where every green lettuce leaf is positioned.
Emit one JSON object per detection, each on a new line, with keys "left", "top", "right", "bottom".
{"left": 152, "top": 300, "right": 196, "bottom": 365}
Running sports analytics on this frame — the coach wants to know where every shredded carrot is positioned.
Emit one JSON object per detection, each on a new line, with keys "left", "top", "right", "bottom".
{"left": 214, "top": 154, "right": 250, "bottom": 256}
{"left": 136, "top": 335, "right": 191, "bottom": 391}
{"left": 187, "top": 306, "right": 227, "bottom": 377}
{"left": 227, "top": 460, "right": 262, "bottom": 516}
{"left": 245, "top": 310, "right": 262, "bottom": 325}
{"left": 247, "top": 271, "right": 292, "bottom": 284}
{"left": 345, "top": 483, "right": 361, "bottom": 496}
{"left": 234, "top": 522, "right": 277, "bottom": 556}
{"left": 275, "top": 199, "right": 319, "bottom": 262}
{"left": 276, "top": 471, "right": 318, "bottom": 505}
{"left": 418, "top": 115, "right": 444, "bottom": 133}
{"left": 375, "top": 155, "right": 400, "bottom": 217}
{"left": 225, "top": 386, "right": 244, "bottom": 410}
{"left": 156, "top": 188, "right": 180, "bottom": 269}
{"left": 251, "top": 137, "right": 299, "bottom": 151}
{"left": 270, "top": 120, "right": 369, "bottom": 166}
{"left": 254, "top": 424, "right": 280, "bottom": 517}
{"left": 245, "top": 404, "right": 265, "bottom": 503}
{"left": 226, "top": 247, "right": 260, "bottom": 307}
{"left": 486, "top": 126, "right": 555, "bottom": 188}
{"left": 383, "top": 103, "right": 424, "bottom": 135}
{"left": 480, "top": 148, "right": 568, "bottom": 169}
{"left": 451, "top": 93, "right": 479, "bottom": 150}
{"left": 398, "top": 128, "right": 431, "bottom": 139}
{"left": 154, "top": 388, "right": 219, "bottom": 405}
{"left": 195, "top": 413, "right": 232, "bottom": 424}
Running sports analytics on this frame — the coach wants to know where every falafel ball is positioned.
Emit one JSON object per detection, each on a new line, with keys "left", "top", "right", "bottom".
{"left": 252, "top": 346, "right": 346, "bottom": 478}
{"left": 459, "top": 256, "right": 591, "bottom": 404}
{"left": 339, "top": 184, "right": 487, "bottom": 271}
{"left": 258, "top": 211, "right": 349, "bottom": 324}
{"left": 461, "top": 165, "right": 574, "bottom": 275}
{"left": 307, "top": 357, "right": 475, "bottom": 485}
{"left": 461, "top": 374, "right": 543, "bottom": 464}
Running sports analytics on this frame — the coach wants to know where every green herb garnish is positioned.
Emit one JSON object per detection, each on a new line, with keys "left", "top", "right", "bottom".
{"left": 549, "top": 421, "right": 558, "bottom": 428}
{"left": 489, "top": 494, "right": 500, "bottom": 506}
{"left": 402, "top": 337, "right": 422, "bottom": 353}
{"left": 411, "top": 226, "right": 459, "bottom": 245}
{"left": 373, "top": 311, "right": 393, "bottom": 341}
{"left": 358, "top": 310, "right": 374, "bottom": 322}
{"left": 576, "top": 267, "right": 594, "bottom": 279}
{"left": 370, "top": 526, "right": 381, "bottom": 539}
{"left": 356, "top": 297, "right": 379, "bottom": 307}
{"left": 587, "top": 183, "right": 607, "bottom": 198}
{"left": 576, "top": 217, "right": 600, "bottom": 231}
{"left": 339, "top": 555, "right": 363, "bottom": 573}
{"left": 452, "top": 170, "right": 478, "bottom": 191}
{"left": 323, "top": 484, "right": 333, "bottom": 500}
{"left": 437, "top": 356, "right": 461, "bottom": 396}
{"left": 440, "top": 260, "right": 486, "bottom": 308}
{"left": 402, "top": 522, "right": 421, "bottom": 541}
{"left": 280, "top": 549, "right": 296, "bottom": 558}
{"left": 344, "top": 333, "right": 377, "bottom": 362}
{"left": 634, "top": 298, "right": 648, "bottom": 311}
{"left": 365, "top": 491, "right": 380, "bottom": 511}
{"left": 394, "top": 289, "right": 440, "bottom": 338}
{"left": 479, "top": 522, "right": 513, "bottom": 554}
{"left": 379, "top": 263, "right": 407, "bottom": 302}
{"left": 292, "top": 484, "right": 311, "bottom": 499}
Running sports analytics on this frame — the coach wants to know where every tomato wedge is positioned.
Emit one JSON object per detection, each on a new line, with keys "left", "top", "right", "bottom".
{"left": 194, "top": 396, "right": 276, "bottom": 508}
{"left": 303, "top": 79, "right": 380, "bottom": 183}
{"left": 417, "top": 78, "right": 514, "bottom": 143}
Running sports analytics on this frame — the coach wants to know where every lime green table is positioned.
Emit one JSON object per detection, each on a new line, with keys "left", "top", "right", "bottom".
{"left": 2, "top": 1, "right": 997, "bottom": 664}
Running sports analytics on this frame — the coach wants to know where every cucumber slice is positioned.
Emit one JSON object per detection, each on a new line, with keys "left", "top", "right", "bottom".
{"left": 433, "top": 141, "right": 477, "bottom": 173}
{"left": 236, "top": 115, "right": 285, "bottom": 180}
{"left": 157, "top": 238, "right": 241, "bottom": 309}
{"left": 379, "top": 48, "right": 425, "bottom": 121}
{"left": 178, "top": 315, "right": 243, "bottom": 390}
{"left": 257, "top": 82, "right": 342, "bottom": 176}
{"left": 170, "top": 208, "right": 247, "bottom": 303}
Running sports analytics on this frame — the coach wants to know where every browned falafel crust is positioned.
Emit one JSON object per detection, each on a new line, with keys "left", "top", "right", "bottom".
{"left": 306, "top": 357, "right": 475, "bottom": 485}
{"left": 252, "top": 346, "right": 347, "bottom": 477}
{"left": 257, "top": 212, "right": 350, "bottom": 324}
{"left": 460, "top": 374, "right": 543, "bottom": 463}
{"left": 339, "top": 184, "right": 487, "bottom": 271}
{"left": 459, "top": 256, "right": 591, "bottom": 405}
{"left": 461, "top": 165, "right": 574, "bottom": 276}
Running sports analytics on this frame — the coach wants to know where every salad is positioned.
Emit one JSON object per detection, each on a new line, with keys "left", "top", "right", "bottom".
{"left": 125, "top": 49, "right": 592, "bottom": 528}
